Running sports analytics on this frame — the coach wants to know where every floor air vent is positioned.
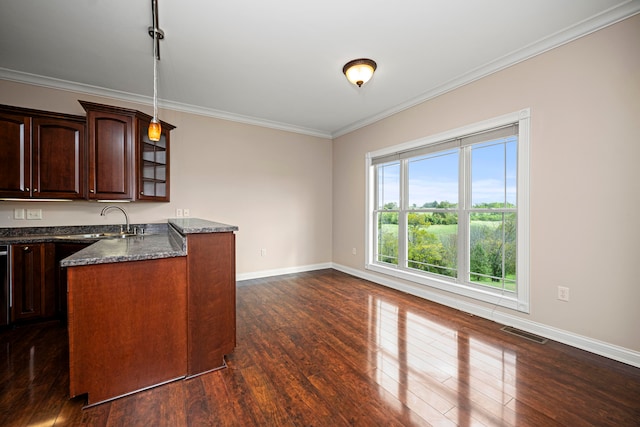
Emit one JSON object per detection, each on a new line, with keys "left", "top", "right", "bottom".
{"left": 501, "top": 326, "right": 548, "bottom": 344}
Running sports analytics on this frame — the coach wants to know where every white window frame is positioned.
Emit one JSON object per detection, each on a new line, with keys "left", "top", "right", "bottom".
{"left": 365, "top": 109, "right": 530, "bottom": 313}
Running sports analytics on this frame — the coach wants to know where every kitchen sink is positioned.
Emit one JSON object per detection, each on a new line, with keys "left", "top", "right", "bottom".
{"left": 55, "top": 232, "right": 136, "bottom": 240}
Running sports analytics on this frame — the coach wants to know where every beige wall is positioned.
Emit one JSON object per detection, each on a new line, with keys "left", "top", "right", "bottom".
{"left": 0, "top": 82, "right": 333, "bottom": 276}
{"left": 333, "top": 15, "right": 640, "bottom": 353}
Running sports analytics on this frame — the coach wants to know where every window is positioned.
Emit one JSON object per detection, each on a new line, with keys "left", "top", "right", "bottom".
{"left": 366, "top": 110, "right": 530, "bottom": 312}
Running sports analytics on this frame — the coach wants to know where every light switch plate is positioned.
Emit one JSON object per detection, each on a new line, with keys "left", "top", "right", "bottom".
{"left": 14, "top": 208, "right": 25, "bottom": 220}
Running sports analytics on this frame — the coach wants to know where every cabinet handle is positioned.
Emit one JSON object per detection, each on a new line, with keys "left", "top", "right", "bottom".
{"left": 25, "top": 187, "right": 30, "bottom": 192}
{"left": 23, "top": 246, "right": 29, "bottom": 251}
{"left": 90, "top": 189, "right": 95, "bottom": 193}
{"left": 34, "top": 188, "right": 38, "bottom": 192}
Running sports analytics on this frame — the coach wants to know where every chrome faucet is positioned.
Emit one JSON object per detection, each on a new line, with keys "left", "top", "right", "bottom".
{"left": 100, "top": 205, "right": 130, "bottom": 234}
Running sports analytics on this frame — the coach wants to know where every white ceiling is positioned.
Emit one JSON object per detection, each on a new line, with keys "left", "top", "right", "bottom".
{"left": 1, "top": 0, "right": 638, "bottom": 138}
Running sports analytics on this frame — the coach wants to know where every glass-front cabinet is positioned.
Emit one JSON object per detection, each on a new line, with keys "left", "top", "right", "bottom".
{"left": 138, "top": 120, "right": 172, "bottom": 201}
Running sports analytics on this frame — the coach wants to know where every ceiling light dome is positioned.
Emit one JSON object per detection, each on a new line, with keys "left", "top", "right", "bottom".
{"left": 343, "top": 58, "right": 377, "bottom": 87}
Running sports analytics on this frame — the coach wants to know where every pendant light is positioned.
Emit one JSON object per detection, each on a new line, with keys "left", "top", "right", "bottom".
{"left": 343, "top": 58, "right": 377, "bottom": 87}
{"left": 148, "top": 0, "right": 163, "bottom": 141}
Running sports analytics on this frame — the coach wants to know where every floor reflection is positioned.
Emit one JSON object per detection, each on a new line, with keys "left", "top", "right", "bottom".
{"left": 368, "top": 295, "right": 517, "bottom": 425}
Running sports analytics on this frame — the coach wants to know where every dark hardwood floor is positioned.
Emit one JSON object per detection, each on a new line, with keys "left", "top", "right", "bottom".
{"left": 1, "top": 269, "right": 639, "bottom": 426}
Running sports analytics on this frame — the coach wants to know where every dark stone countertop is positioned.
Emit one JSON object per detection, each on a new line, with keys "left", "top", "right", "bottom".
{"left": 60, "top": 231, "right": 186, "bottom": 267}
{"left": 0, "top": 223, "right": 169, "bottom": 244}
{"left": 1, "top": 218, "right": 238, "bottom": 267}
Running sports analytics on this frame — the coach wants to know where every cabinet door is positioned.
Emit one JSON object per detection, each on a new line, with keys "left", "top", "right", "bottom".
{"left": 11, "top": 244, "right": 45, "bottom": 321}
{"left": 87, "top": 110, "right": 134, "bottom": 200}
{"left": 137, "top": 118, "right": 170, "bottom": 202}
{"left": 32, "top": 117, "right": 86, "bottom": 199}
{"left": 0, "top": 112, "right": 31, "bottom": 198}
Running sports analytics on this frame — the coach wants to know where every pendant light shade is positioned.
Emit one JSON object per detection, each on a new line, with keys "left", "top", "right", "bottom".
{"left": 343, "top": 58, "right": 377, "bottom": 87}
{"left": 148, "top": 118, "right": 161, "bottom": 141}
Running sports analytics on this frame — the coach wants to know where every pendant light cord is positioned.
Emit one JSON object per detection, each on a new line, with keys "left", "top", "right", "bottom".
{"left": 153, "top": 23, "right": 158, "bottom": 121}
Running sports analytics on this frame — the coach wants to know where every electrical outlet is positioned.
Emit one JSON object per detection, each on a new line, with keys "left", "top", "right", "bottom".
{"left": 352, "top": 248, "right": 357, "bottom": 255}
{"left": 558, "top": 286, "right": 570, "bottom": 302}
{"left": 14, "top": 208, "right": 25, "bottom": 220}
{"left": 261, "top": 248, "right": 267, "bottom": 257}
{"left": 26, "top": 209, "right": 42, "bottom": 220}
{"left": 176, "top": 208, "right": 183, "bottom": 217}
{"left": 183, "top": 208, "right": 190, "bottom": 217}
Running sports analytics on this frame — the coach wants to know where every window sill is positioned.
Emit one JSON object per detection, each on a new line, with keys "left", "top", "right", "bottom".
{"left": 365, "top": 262, "right": 529, "bottom": 313}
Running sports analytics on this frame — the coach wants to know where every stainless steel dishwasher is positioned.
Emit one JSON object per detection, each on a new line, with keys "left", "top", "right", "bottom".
{"left": 0, "top": 245, "right": 9, "bottom": 326}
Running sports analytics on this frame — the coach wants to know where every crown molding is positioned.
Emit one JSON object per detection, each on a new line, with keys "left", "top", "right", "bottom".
{"left": 0, "top": 68, "right": 332, "bottom": 140}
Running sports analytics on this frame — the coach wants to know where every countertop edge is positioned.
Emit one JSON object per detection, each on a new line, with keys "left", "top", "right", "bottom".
{"left": 60, "top": 250, "right": 186, "bottom": 268}
{"left": 168, "top": 218, "right": 239, "bottom": 234}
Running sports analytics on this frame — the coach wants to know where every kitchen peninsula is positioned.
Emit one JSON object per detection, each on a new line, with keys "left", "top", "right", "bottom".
{"left": 62, "top": 218, "right": 237, "bottom": 406}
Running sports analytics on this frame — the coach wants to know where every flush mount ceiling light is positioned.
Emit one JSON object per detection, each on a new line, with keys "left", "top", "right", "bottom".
{"left": 147, "top": 0, "right": 165, "bottom": 142}
{"left": 342, "top": 58, "right": 377, "bottom": 87}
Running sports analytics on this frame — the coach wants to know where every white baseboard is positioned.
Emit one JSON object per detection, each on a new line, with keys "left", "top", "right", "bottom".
{"left": 236, "top": 262, "right": 332, "bottom": 282}
{"left": 331, "top": 263, "right": 640, "bottom": 369}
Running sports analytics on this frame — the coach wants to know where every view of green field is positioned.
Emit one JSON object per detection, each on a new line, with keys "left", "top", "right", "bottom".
{"left": 377, "top": 212, "right": 516, "bottom": 291}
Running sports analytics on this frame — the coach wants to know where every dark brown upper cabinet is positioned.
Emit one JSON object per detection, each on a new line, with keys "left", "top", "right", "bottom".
{"left": 83, "top": 103, "right": 134, "bottom": 200}
{"left": 0, "top": 106, "right": 85, "bottom": 199}
{"left": 32, "top": 117, "right": 86, "bottom": 199}
{"left": 81, "top": 101, "right": 174, "bottom": 202}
